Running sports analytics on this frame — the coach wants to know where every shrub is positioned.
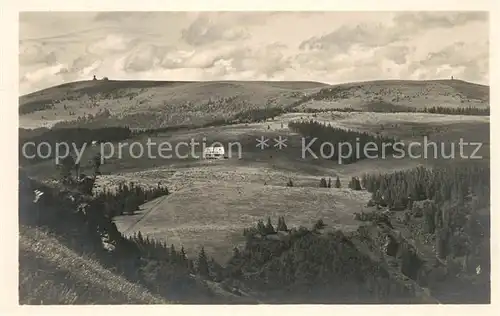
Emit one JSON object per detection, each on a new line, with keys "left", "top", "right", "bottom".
{"left": 348, "top": 177, "right": 362, "bottom": 190}
{"left": 313, "top": 219, "right": 326, "bottom": 231}
{"left": 319, "top": 178, "right": 328, "bottom": 188}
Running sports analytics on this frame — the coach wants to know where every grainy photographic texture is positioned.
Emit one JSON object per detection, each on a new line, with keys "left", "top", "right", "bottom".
{"left": 19, "top": 11, "right": 490, "bottom": 304}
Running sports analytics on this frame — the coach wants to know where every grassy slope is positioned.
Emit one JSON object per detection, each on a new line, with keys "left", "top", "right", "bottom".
{"left": 19, "top": 80, "right": 328, "bottom": 128}
{"left": 19, "top": 79, "right": 489, "bottom": 129}
{"left": 298, "top": 79, "right": 489, "bottom": 111}
{"left": 19, "top": 225, "right": 167, "bottom": 304}
{"left": 113, "top": 182, "right": 372, "bottom": 262}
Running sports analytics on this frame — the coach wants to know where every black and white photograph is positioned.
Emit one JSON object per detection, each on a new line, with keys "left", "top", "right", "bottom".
{"left": 14, "top": 8, "right": 491, "bottom": 306}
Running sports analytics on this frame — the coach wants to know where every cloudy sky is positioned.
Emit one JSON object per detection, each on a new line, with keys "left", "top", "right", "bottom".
{"left": 19, "top": 11, "right": 489, "bottom": 95}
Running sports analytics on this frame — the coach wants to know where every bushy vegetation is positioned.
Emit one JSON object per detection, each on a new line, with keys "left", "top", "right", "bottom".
{"left": 225, "top": 217, "right": 421, "bottom": 302}
{"left": 232, "top": 107, "right": 285, "bottom": 123}
{"left": 293, "top": 105, "right": 489, "bottom": 116}
{"left": 420, "top": 106, "right": 489, "bottom": 116}
{"left": 95, "top": 182, "right": 169, "bottom": 218}
{"left": 353, "top": 210, "right": 390, "bottom": 223}
{"left": 19, "top": 101, "right": 55, "bottom": 115}
{"left": 287, "top": 82, "right": 489, "bottom": 116}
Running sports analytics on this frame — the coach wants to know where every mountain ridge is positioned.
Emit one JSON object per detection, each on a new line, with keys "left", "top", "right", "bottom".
{"left": 19, "top": 78, "right": 489, "bottom": 130}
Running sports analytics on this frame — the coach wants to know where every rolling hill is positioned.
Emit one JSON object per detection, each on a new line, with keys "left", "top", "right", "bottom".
{"left": 17, "top": 77, "right": 490, "bottom": 304}
{"left": 296, "top": 79, "right": 489, "bottom": 112}
{"left": 19, "top": 79, "right": 489, "bottom": 129}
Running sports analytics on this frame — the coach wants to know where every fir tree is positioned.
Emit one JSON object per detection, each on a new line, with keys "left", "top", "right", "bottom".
{"left": 197, "top": 247, "right": 210, "bottom": 277}
{"left": 265, "top": 217, "right": 275, "bottom": 234}
{"left": 257, "top": 220, "right": 267, "bottom": 235}
{"left": 334, "top": 176, "right": 341, "bottom": 188}
{"left": 180, "top": 246, "right": 188, "bottom": 263}
{"left": 349, "top": 177, "right": 362, "bottom": 190}
{"left": 277, "top": 216, "right": 288, "bottom": 232}
{"left": 170, "top": 244, "right": 177, "bottom": 262}
{"left": 137, "top": 231, "right": 144, "bottom": 243}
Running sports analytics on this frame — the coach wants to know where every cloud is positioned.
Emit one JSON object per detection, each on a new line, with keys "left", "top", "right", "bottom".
{"left": 120, "top": 42, "right": 292, "bottom": 80}
{"left": 86, "top": 34, "right": 137, "bottom": 55}
{"left": 394, "top": 11, "right": 488, "bottom": 30}
{"left": 181, "top": 15, "right": 249, "bottom": 46}
{"left": 160, "top": 46, "right": 235, "bottom": 70}
{"left": 409, "top": 40, "right": 489, "bottom": 83}
{"left": 19, "top": 12, "right": 490, "bottom": 95}
{"left": 299, "top": 23, "right": 405, "bottom": 53}
{"left": 299, "top": 12, "right": 488, "bottom": 54}
{"left": 419, "top": 41, "right": 488, "bottom": 67}
{"left": 20, "top": 63, "right": 67, "bottom": 92}
{"left": 19, "top": 42, "right": 59, "bottom": 66}
{"left": 229, "top": 43, "right": 291, "bottom": 77}
{"left": 122, "top": 44, "right": 168, "bottom": 72}
{"left": 374, "top": 45, "right": 413, "bottom": 65}
{"left": 57, "top": 55, "right": 101, "bottom": 76}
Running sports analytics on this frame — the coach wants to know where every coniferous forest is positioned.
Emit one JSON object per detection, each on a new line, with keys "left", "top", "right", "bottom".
{"left": 288, "top": 120, "right": 402, "bottom": 164}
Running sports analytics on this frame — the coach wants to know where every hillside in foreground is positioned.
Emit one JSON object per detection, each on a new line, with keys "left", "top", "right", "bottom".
{"left": 19, "top": 79, "right": 489, "bottom": 129}
{"left": 19, "top": 171, "right": 260, "bottom": 304}
{"left": 19, "top": 226, "right": 167, "bottom": 304}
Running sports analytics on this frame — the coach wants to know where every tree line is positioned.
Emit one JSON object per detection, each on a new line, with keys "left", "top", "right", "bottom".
{"left": 288, "top": 119, "right": 401, "bottom": 164}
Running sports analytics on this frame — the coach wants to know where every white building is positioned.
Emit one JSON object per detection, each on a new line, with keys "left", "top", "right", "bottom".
{"left": 203, "top": 145, "right": 225, "bottom": 159}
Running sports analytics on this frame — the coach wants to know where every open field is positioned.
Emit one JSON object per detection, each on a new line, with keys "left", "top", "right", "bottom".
{"left": 113, "top": 182, "right": 372, "bottom": 262}
{"left": 20, "top": 79, "right": 490, "bottom": 264}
